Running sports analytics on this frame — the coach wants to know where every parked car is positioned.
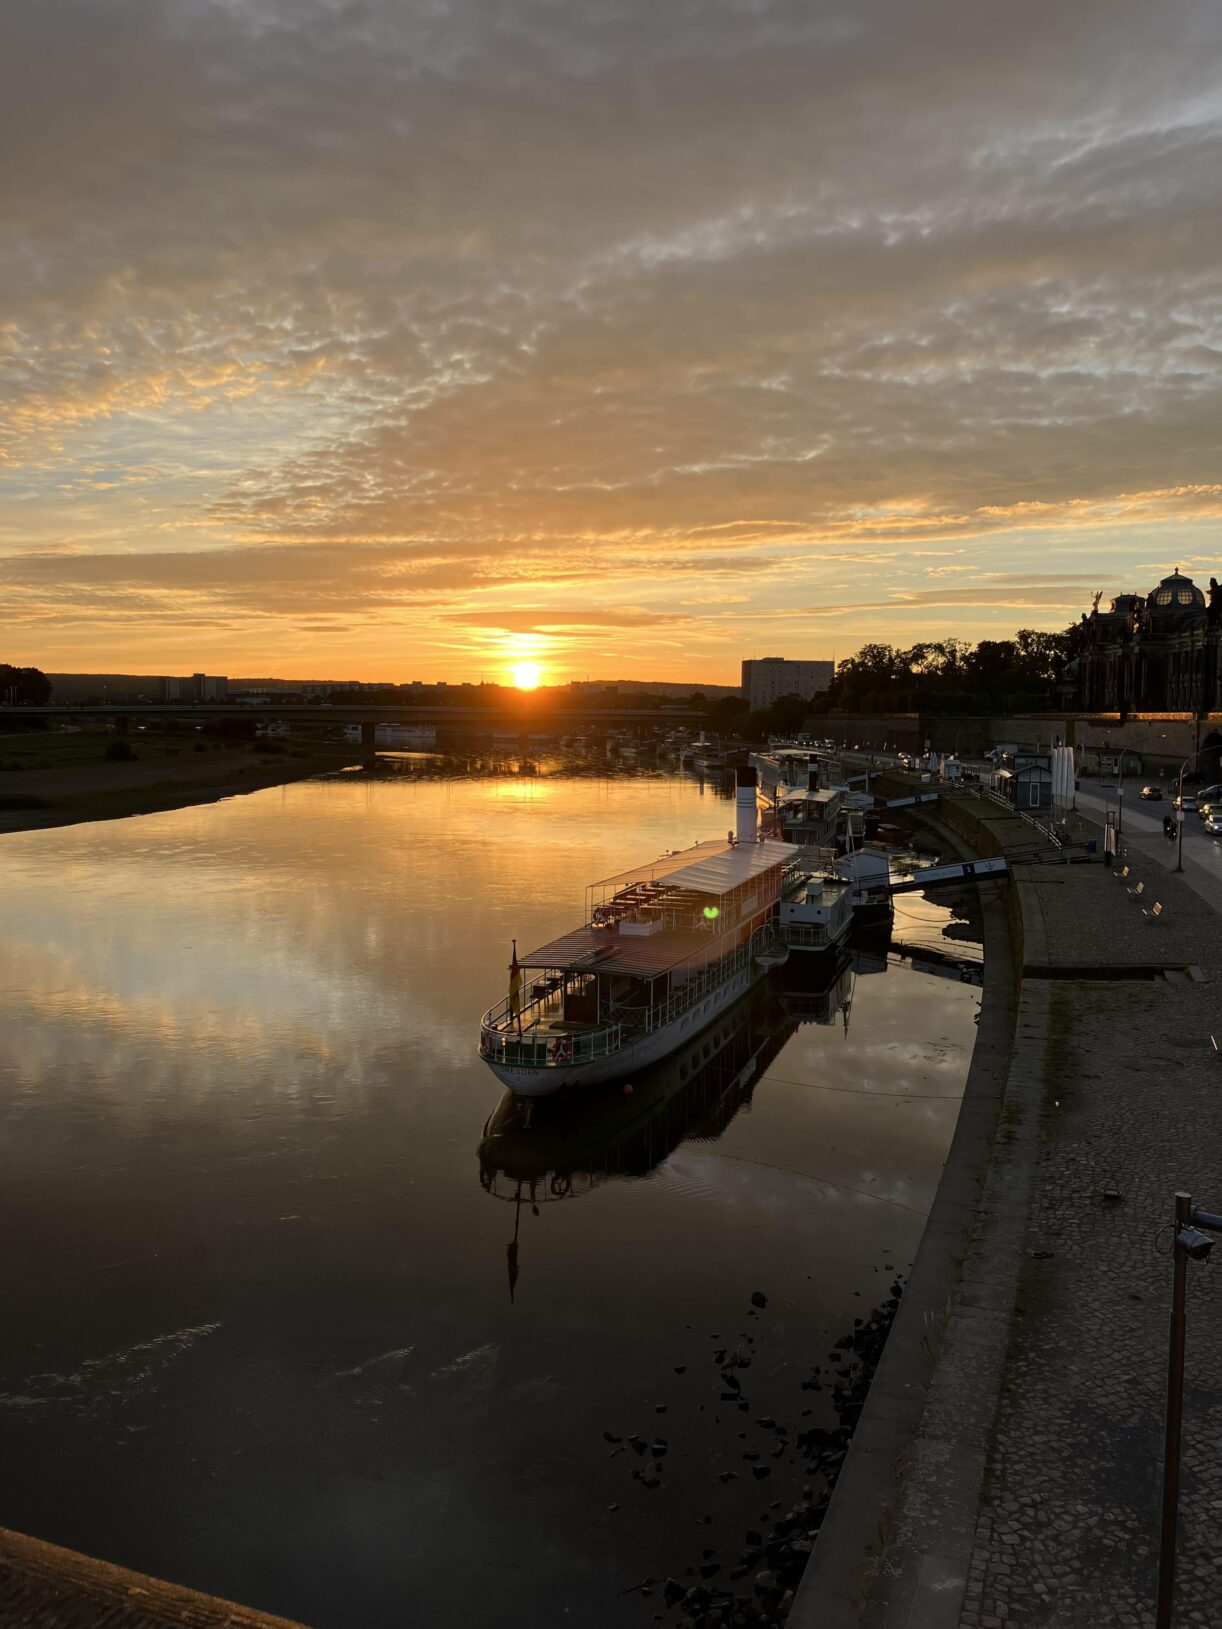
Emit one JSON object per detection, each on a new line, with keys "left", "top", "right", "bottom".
{"left": 1192, "top": 784, "right": 1222, "bottom": 816}
{"left": 1140, "top": 785, "right": 1163, "bottom": 801}
{"left": 1203, "top": 810, "right": 1222, "bottom": 835}
{"left": 1175, "top": 792, "right": 1198, "bottom": 813}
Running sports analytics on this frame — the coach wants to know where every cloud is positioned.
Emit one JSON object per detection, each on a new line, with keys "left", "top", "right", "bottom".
{"left": 2, "top": 0, "right": 1221, "bottom": 673}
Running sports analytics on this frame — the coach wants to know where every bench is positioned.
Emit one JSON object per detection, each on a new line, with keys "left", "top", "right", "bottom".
{"left": 1141, "top": 901, "right": 1165, "bottom": 924}
{"left": 1118, "top": 864, "right": 1131, "bottom": 882}
{"left": 1127, "top": 879, "right": 1145, "bottom": 900}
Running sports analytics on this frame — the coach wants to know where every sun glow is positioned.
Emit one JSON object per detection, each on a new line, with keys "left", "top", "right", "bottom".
{"left": 511, "top": 661, "right": 542, "bottom": 690}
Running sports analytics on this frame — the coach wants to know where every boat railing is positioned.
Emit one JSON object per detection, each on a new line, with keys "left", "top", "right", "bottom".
{"left": 606, "top": 931, "right": 766, "bottom": 1035}
{"left": 479, "top": 1000, "right": 625, "bottom": 1069}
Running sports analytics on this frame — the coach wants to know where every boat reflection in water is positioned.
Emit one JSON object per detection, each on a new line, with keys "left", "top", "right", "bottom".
{"left": 478, "top": 949, "right": 865, "bottom": 1297}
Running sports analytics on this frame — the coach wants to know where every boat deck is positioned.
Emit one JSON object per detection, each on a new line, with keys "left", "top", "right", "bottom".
{"left": 518, "top": 924, "right": 724, "bottom": 977}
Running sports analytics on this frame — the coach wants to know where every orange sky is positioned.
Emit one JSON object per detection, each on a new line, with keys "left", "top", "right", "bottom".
{"left": 3, "top": 0, "right": 1221, "bottom": 685}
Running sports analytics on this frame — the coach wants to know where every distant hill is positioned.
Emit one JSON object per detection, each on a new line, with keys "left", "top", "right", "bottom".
{"left": 45, "top": 673, "right": 743, "bottom": 701}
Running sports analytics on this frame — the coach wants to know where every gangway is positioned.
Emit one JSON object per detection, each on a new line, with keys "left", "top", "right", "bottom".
{"left": 882, "top": 792, "right": 939, "bottom": 811}
{"left": 860, "top": 855, "right": 1010, "bottom": 897}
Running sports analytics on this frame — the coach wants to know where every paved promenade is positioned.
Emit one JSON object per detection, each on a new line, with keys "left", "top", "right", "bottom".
{"left": 956, "top": 818, "right": 1221, "bottom": 1629}
{"left": 798, "top": 782, "right": 1222, "bottom": 1629}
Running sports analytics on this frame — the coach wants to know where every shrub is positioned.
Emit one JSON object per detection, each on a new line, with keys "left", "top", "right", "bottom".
{"left": 104, "top": 739, "right": 136, "bottom": 761}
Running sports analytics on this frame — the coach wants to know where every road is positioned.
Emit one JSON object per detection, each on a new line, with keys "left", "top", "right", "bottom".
{"left": 1071, "top": 780, "right": 1222, "bottom": 913}
{"left": 835, "top": 743, "right": 1222, "bottom": 916}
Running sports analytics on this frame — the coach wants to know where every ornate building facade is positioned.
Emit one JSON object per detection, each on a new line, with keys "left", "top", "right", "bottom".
{"left": 1073, "top": 570, "right": 1222, "bottom": 717}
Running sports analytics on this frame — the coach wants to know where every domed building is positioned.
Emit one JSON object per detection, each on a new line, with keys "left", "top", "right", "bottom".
{"left": 1074, "top": 570, "right": 1222, "bottom": 716}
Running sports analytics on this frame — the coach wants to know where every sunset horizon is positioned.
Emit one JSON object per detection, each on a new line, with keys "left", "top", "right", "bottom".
{"left": 6, "top": 1, "right": 1222, "bottom": 684}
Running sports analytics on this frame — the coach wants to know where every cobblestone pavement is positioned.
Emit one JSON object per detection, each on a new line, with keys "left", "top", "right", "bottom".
{"left": 0, "top": 1524, "right": 310, "bottom": 1628}
{"left": 959, "top": 838, "right": 1222, "bottom": 1627}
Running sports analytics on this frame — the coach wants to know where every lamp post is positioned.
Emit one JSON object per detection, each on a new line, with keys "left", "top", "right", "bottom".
{"left": 1174, "top": 751, "right": 1204, "bottom": 874}
{"left": 1157, "top": 1190, "right": 1222, "bottom": 1629}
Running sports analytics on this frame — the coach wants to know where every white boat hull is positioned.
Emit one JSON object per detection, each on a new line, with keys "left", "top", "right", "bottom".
{"left": 485, "top": 963, "right": 764, "bottom": 1097}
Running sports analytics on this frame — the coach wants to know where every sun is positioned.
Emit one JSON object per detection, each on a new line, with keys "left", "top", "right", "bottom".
{"left": 511, "top": 661, "right": 542, "bottom": 691}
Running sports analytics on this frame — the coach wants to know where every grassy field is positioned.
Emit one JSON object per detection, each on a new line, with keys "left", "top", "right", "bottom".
{"left": 0, "top": 727, "right": 230, "bottom": 771}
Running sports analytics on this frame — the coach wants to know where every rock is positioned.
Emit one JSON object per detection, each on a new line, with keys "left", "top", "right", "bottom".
{"left": 718, "top": 1471, "right": 738, "bottom": 1483}
{"left": 652, "top": 1439, "right": 668, "bottom": 1455}
{"left": 743, "top": 1448, "right": 760, "bottom": 1462}
{"left": 631, "top": 1438, "right": 649, "bottom": 1456}
{"left": 699, "top": 1563, "right": 721, "bottom": 1579}
{"left": 750, "top": 1291, "right": 768, "bottom": 1309}
{"left": 674, "top": 1365, "right": 687, "bottom": 1374}
{"left": 754, "top": 1568, "right": 778, "bottom": 1594}
{"left": 607, "top": 1503, "right": 619, "bottom": 1513}
{"left": 655, "top": 1404, "right": 668, "bottom": 1414}
{"left": 752, "top": 1465, "right": 771, "bottom": 1479}
{"left": 663, "top": 1578, "right": 688, "bottom": 1607}
{"left": 603, "top": 1430, "right": 621, "bottom": 1443}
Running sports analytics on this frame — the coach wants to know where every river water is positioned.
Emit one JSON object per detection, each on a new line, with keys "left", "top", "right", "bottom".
{"left": 0, "top": 762, "right": 980, "bottom": 1628}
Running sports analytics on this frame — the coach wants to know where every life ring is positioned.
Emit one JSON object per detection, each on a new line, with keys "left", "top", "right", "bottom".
{"left": 548, "top": 1036, "right": 574, "bottom": 1065}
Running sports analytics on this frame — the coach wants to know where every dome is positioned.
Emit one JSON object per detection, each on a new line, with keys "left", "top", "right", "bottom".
{"left": 1147, "top": 571, "right": 1205, "bottom": 612}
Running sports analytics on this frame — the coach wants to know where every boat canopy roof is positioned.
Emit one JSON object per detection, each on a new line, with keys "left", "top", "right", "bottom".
{"left": 589, "top": 840, "right": 798, "bottom": 905}
{"left": 590, "top": 837, "right": 799, "bottom": 902}
{"left": 778, "top": 785, "right": 839, "bottom": 810}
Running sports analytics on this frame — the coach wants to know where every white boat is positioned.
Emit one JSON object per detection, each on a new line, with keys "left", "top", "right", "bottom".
{"left": 478, "top": 772, "right": 802, "bottom": 1097}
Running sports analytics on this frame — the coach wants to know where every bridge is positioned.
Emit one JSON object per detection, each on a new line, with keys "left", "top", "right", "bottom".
{"left": 0, "top": 701, "right": 705, "bottom": 747}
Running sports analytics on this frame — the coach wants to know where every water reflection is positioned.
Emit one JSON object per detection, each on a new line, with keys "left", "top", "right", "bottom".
{"left": 0, "top": 770, "right": 980, "bottom": 1629}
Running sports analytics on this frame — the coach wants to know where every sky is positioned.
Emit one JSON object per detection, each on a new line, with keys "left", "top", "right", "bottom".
{"left": 3, "top": 0, "right": 1222, "bottom": 684}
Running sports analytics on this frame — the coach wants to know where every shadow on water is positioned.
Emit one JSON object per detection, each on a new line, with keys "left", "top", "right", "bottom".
{"left": 476, "top": 946, "right": 882, "bottom": 1302}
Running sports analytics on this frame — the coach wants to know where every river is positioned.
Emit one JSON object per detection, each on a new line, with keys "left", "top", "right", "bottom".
{"left": 0, "top": 760, "right": 980, "bottom": 1628}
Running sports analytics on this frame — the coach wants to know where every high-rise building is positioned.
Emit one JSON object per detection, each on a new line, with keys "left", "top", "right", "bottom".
{"left": 741, "top": 657, "right": 833, "bottom": 712}
{"left": 192, "top": 673, "right": 229, "bottom": 701}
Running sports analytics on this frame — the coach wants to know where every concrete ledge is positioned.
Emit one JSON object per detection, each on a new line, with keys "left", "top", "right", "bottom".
{"left": 789, "top": 806, "right": 1020, "bottom": 1628}
{"left": 0, "top": 1526, "right": 311, "bottom": 1629}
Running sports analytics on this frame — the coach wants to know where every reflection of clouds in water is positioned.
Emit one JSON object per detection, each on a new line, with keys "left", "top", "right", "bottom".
{"left": 0, "top": 776, "right": 722, "bottom": 1105}
{"left": 654, "top": 1148, "right": 928, "bottom": 1221}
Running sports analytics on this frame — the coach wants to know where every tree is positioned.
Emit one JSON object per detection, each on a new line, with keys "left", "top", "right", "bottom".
{"left": 0, "top": 664, "right": 52, "bottom": 705}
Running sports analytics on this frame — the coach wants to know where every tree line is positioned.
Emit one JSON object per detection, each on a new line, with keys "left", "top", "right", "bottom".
{"left": 703, "top": 626, "right": 1075, "bottom": 738}
{"left": 0, "top": 664, "right": 52, "bottom": 706}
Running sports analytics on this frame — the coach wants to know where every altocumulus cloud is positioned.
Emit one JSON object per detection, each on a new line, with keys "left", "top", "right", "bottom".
{"left": 2, "top": 0, "right": 1222, "bottom": 670}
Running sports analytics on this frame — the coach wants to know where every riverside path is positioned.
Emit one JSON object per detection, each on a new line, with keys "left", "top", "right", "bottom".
{"left": 793, "top": 782, "right": 1222, "bottom": 1629}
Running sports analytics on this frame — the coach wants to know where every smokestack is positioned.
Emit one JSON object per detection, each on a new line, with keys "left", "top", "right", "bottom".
{"left": 735, "top": 766, "right": 759, "bottom": 845}
{"left": 807, "top": 766, "right": 820, "bottom": 792}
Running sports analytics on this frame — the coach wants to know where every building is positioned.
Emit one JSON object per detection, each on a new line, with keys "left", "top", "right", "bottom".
{"left": 158, "top": 674, "right": 229, "bottom": 702}
{"left": 741, "top": 658, "right": 834, "bottom": 712}
{"left": 192, "top": 673, "right": 228, "bottom": 702}
{"left": 992, "top": 753, "right": 1052, "bottom": 811}
{"left": 1073, "top": 571, "right": 1222, "bottom": 716}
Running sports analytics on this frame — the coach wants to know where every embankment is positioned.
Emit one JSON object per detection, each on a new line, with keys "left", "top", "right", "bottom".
{"left": 0, "top": 1524, "right": 309, "bottom": 1629}
{"left": 0, "top": 745, "right": 358, "bottom": 837}
{"left": 793, "top": 778, "right": 1222, "bottom": 1627}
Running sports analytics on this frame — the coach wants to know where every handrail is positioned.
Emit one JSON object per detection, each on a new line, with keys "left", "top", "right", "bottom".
{"left": 480, "top": 925, "right": 770, "bottom": 1063}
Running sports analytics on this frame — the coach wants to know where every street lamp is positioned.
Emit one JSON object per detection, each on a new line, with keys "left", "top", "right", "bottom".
{"left": 1157, "top": 1190, "right": 1222, "bottom": 1629}
{"left": 1173, "top": 751, "right": 1205, "bottom": 874}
